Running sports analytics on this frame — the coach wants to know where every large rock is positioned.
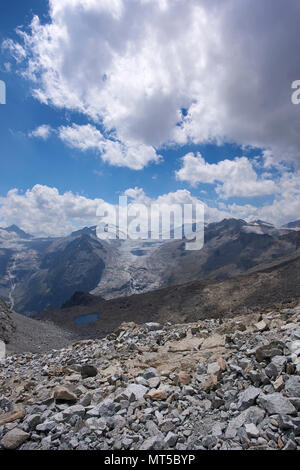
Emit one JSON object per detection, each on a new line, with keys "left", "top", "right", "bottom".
{"left": 257, "top": 393, "right": 296, "bottom": 415}
{"left": 255, "top": 342, "right": 283, "bottom": 362}
{"left": 80, "top": 365, "right": 98, "bottom": 379}
{"left": 145, "top": 389, "right": 168, "bottom": 401}
{"left": 245, "top": 423, "right": 260, "bottom": 438}
{"left": 285, "top": 376, "right": 300, "bottom": 397}
{"left": 0, "top": 406, "right": 25, "bottom": 425}
{"left": 87, "top": 399, "right": 115, "bottom": 418}
{"left": 288, "top": 341, "right": 300, "bottom": 354}
{"left": 254, "top": 320, "right": 269, "bottom": 332}
{"left": 1, "top": 428, "right": 30, "bottom": 450}
{"left": 124, "top": 384, "right": 148, "bottom": 401}
{"left": 236, "top": 386, "right": 261, "bottom": 410}
{"left": 201, "top": 334, "right": 225, "bottom": 350}
{"left": 169, "top": 337, "right": 203, "bottom": 352}
{"left": 270, "top": 356, "right": 287, "bottom": 375}
{"left": 139, "top": 436, "right": 165, "bottom": 450}
{"left": 54, "top": 386, "right": 77, "bottom": 402}
{"left": 62, "top": 405, "right": 86, "bottom": 420}
{"left": 23, "top": 414, "right": 41, "bottom": 431}
{"left": 225, "top": 406, "right": 265, "bottom": 439}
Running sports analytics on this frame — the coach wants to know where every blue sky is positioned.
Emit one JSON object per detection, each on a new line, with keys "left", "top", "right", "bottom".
{"left": 0, "top": 0, "right": 300, "bottom": 235}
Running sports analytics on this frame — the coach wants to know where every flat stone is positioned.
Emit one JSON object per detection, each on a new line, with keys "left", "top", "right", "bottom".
{"left": 237, "top": 386, "right": 261, "bottom": 410}
{"left": 148, "top": 377, "right": 160, "bottom": 389}
{"left": 257, "top": 393, "right": 296, "bottom": 415}
{"left": 211, "top": 422, "right": 225, "bottom": 437}
{"left": 62, "top": 405, "right": 86, "bottom": 419}
{"left": 124, "top": 384, "right": 148, "bottom": 401}
{"left": 145, "top": 389, "right": 167, "bottom": 401}
{"left": 0, "top": 406, "right": 25, "bottom": 425}
{"left": 169, "top": 337, "right": 203, "bottom": 352}
{"left": 79, "top": 393, "right": 92, "bottom": 407}
{"left": 245, "top": 423, "right": 260, "bottom": 438}
{"left": 202, "top": 334, "right": 225, "bottom": 350}
{"left": 36, "top": 421, "right": 56, "bottom": 432}
{"left": 1, "top": 428, "right": 30, "bottom": 450}
{"left": 54, "top": 386, "right": 77, "bottom": 402}
{"left": 254, "top": 320, "right": 269, "bottom": 332}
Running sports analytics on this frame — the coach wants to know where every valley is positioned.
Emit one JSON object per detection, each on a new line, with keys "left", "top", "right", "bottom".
{"left": 0, "top": 219, "right": 300, "bottom": 317}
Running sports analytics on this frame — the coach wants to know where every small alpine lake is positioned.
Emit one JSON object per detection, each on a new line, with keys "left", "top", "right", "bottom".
{"left": 74, "top": 313, "right": 102, "bottom": 326}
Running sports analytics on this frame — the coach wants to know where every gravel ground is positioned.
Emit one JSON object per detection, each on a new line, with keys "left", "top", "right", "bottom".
{"left": 0, "top": 298, "right": 78, "bottom": 354}
{"left": 0, "top": 307, "right": 300, "bottom": 450}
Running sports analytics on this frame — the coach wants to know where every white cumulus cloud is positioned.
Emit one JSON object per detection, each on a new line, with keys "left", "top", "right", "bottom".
{"left": 176, "top": 153, "right": 278, "bottom": 198}
{"left": 7, "top": 0, "right": 300, "bottom": 168}
{"left": 59, "top": 124, "right": 161, "bottom": 170}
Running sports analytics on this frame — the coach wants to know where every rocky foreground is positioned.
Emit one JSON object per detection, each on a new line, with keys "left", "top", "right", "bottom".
{"left": 1, "top": 306, "right": 300, "bottom": 451}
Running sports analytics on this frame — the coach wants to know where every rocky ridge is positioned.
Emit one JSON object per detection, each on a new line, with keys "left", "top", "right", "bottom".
{"left": 1, "top": 306, "right": 300, "bottom": 450}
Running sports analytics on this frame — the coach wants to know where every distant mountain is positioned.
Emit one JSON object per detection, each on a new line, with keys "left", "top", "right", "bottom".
{"left": 0, "top": 218, "right": 299, "bottom": 315}
{"left": 144, "top": 218, "right": 298, "bottom": 289}
{"left": 0, "top": 228, "right": 108, "bottom": 315}
{"left": 282, "top": 220, "right": 300, "bottom": 229}
{"left": 0, "top": 225, "right": 33, "bottom": 239}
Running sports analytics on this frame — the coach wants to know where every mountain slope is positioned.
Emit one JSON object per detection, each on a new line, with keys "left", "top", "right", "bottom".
{"left": 149, "top": 219, "right": 300, "bottom": 287}
{"left": 283, "top": 219, "right": 300, "bottom": 229}
{"left": 39, "top": 251, "right": 300, "bottom": 340}
{"left": 0, "top": 298, "right": 76, "bottom": 354}
{"left": 0, "top": 227, "right": 108, "bottom": 314}
{"left": 1, "top": 218, "right": 300, "bottom": 315}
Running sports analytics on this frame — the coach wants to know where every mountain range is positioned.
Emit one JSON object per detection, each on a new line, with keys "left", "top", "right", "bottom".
{"left": 0, "top": 218, "right": 300, "bottom": 316}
